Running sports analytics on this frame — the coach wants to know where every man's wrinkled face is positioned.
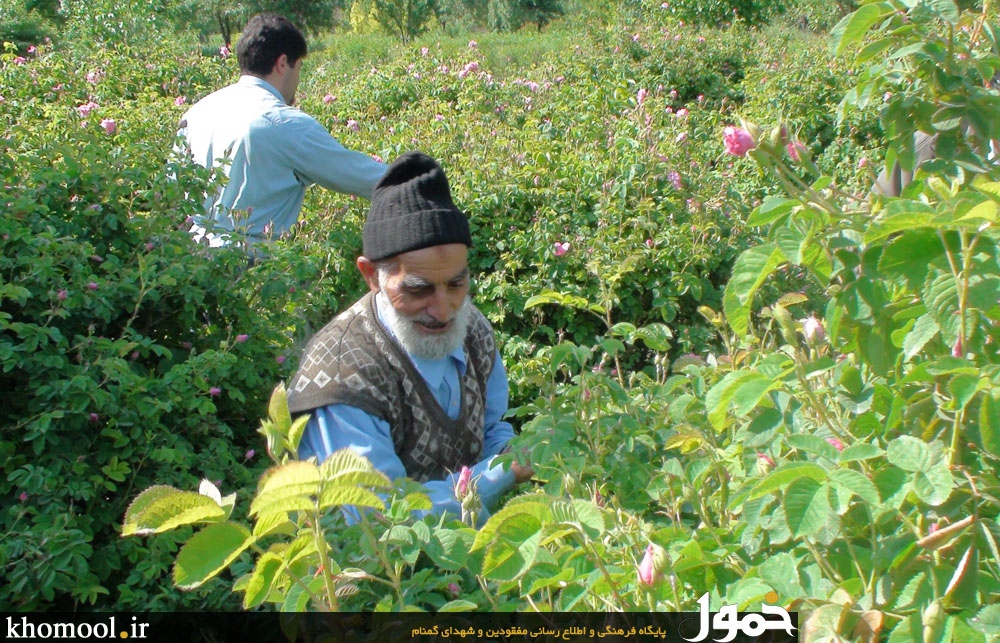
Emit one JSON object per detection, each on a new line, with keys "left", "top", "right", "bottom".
{"left": 374, "top": 244, "right": 472, "bottom": 360}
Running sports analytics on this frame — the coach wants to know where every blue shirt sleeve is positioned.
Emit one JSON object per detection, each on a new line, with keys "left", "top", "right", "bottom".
{"left": 284, "top": 114, "right": 387, "bottom": 199}
{"left": 298, "top": 403, "right": 515, "bottom": 527}
{"left": 482, "top": 349, "right": 515, "bottom": 458}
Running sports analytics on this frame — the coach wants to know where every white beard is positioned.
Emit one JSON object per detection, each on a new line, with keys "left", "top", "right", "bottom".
{"left": 377, "top": 291, "right": 473, "bottom": 361}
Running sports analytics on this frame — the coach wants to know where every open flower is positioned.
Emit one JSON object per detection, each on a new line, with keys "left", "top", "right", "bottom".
{"left": 636, "top": 87, "right": 648, "bottom": 106}
{"left": 220, "top": 45, "right": 231, "bottom": 58}
{"left": 553, "top": 241, "right": 570, "bottom": 256}
{"left": 76, "top": 101, "right": 99, "bottom": 117}
{"left": 323, "top": 93, "right": 335, "bottom": 103}
{"left": 100, "top": 118, "right": 116, "bottom": 134}
{"left": 346, "top": 119, "right": 360, "bottom": 131}
{"left": 174, "top": 96, "right": 186, "bottom": 106}
{"left": 723, "top": 126, "right": 756, "bottom": 156}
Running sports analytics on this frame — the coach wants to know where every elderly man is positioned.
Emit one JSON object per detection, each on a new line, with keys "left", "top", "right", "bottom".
{"left": 178, "top": 13, "right": 386, "bottom": 248}
{"left": 287, "top": 152, "right": 532, "bottom": 522}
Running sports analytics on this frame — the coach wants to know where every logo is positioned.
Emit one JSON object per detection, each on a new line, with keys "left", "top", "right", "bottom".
{"left": 682, "top": 591, "right": 796, "bottom": 642}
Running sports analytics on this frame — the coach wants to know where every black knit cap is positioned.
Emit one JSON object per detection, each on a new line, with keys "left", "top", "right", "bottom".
{"left": 363, "top": 151, "right": 471, "bottom": 262}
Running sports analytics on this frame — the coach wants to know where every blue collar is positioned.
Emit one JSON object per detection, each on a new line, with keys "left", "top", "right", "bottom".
{"left": 237, "top": 75, "right": 286, "bottom": 104}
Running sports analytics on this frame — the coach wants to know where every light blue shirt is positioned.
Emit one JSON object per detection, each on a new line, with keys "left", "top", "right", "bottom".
{"left": 178, "top": 76, "right": 386, "bottom": 243}
{"left": 299, "top": 297, "right": 516, "bottom": 525}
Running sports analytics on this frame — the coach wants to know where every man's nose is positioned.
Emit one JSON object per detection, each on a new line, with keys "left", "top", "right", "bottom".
{"left": 425, "top": 290, "right": 455, "bottom": 323}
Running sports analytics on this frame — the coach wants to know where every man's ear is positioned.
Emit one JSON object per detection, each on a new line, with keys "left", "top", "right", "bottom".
{"left": 273, "top": 53, "right": 289, "bottom": 75}
{"left": 357, "top": 256, "right": 380, "bottom": 292}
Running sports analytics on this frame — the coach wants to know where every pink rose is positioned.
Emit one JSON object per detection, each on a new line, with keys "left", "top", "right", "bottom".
{"left": 857, "top": 157, "right": 869, "bottom": 169}
{"left": 76, "top": 101, "right": 99, "bottom": 117}
{"left": 646, "top": 238, "right": 654, "bottom": 248}
{"left": 825, "top": 438, "right": 845, "bottom": 452}
{"left": 90, "top": 413, "right": 99, "bottom": 423}
{"left": 636, "top": 87, "right": 648, "bottom": 106}
{"left": 276, "top": 355, "right": 286, "bottom": 364}
{"left": 174, "top": 96, "right": 186, "bottom": 106}
{"left": 57, "top": 289, "right": 68, "bottom": 301}
{"left": 456, "top": 466, "right": 472, "bottom": 498}
{"left": 236, "top": 334, "right": 249, "bottom": 343}
{"left": 346, "top": 119, "right": 360, "bottom": 131}
{"left": 723, "top": 126, "right": 756, "bottom": 156}
{"left": 100, "top": 118, "right": 116, "bottom": 134}
{"left": 676, "top": 108, "right": 689, "bottom": 118}
{"left": 87, "top": 282, "right": 98, "bottom": 291}
{"left": 757, "top": 453, "right": 776, "bottom": 469}
{"left": 14, "top": 56, "right": 27, "bottom": 65}
{"left": 468, "top": 40, "right": 477, "bottom": 49}
{"left": 85, "top": 70, "right": 103, "bottom": 83}
{"left": 19, "top": 492, "right": 29, "bottom": 502}
{"left": 323, "top": 94, "right": 335, "bottom": 103}
{"left": 220, "top": 45, "right": 231, "bottom": 58}
{"left": 209, "top": 387, "right": 222, "bottom": 396}
{"left": 553, "top": 241, "right": 570, "bottom": 256}
{"left": 421, "top": 47, "right": 429, "bottom": 56}
{"left": 786, "top": 141, "right": 807, "bottom": 162}
{"left": 637, "top": 544, "right": 661, "bottom": 586}
{"left": 244, "top": 449, "right": 255, "bottom": 460}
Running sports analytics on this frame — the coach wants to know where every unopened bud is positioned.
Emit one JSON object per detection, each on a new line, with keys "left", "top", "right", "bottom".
{"left": 803, "top": 316, "right": 825, "bottom": 345}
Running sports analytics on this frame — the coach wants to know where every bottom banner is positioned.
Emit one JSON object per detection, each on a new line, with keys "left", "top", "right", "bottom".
{"left": 2, "top": 610, "right": 797, "bottom": 642}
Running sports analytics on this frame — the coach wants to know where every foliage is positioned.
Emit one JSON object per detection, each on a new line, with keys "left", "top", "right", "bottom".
{"left": 372, "top": 0, "right": 437, "bottom": 42}
{"left": 658, "top": 0, "right": 790, "bottom": 28}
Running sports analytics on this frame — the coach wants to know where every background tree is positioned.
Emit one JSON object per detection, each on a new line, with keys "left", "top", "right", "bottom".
{"left": 372, "top": 0, "right": 436, "bottom": 42}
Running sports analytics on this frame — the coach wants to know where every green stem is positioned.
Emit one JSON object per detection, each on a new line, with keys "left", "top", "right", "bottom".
{"left": 576, "top": 534, "right": 626, "bottom": 611}
{"left": 310, "top": 509, "right": 339, "bottom": 611}
{"left": 357, "top": 510, "right": 405, "bottom": 606}
{"left": 476, "top": 575, "right": 499, "bottom": 609}
{"left": 250, "top": 543, "right": 330, "bottom": 613}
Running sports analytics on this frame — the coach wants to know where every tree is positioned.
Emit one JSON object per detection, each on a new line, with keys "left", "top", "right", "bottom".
{"left": 372, "top": 0, "right": 435, "bottom": 42}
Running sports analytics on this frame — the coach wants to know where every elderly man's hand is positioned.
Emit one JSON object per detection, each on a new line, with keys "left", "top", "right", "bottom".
{"left": 511, "top": 460, "right": 534, "bottom": 484}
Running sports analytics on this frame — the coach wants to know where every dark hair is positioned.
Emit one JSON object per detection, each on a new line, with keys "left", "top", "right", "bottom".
{"left": 236, "top": 13, "right": 307, "bottom": 76}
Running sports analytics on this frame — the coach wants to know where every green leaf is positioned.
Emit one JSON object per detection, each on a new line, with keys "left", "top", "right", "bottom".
{"left": 268, "top": 382, "right": 292, "bottom": 434}
{"left": 705, "top": 370, "right": 777, "bottom": 431}
{"left": 746, "top": 196, "right": 796, "bottom": 227}
{"left": 471, "top": 501, "right": 552, "bottom": 552}
{"left": 903, "top": 313, "right": 940, "bottom": 362}
{"left": 839, "top": 443, "right": 883, "bottom": 462}
{"left": 173, "top": 522, "right": 252, "bottom": 590}
{"left": 783, "top": 478, "right": 835, "bottom": 538}
{"left": 831, "top": 3, "right": 895, "bottom": 56}
{"left": 481, "top": 513, "right": 542, "bottom": 581}
{"left": 122, "top": 485, "right": 183, "bottom": 536}
{"left": 757, "top": 552, "right": 806, "bottom": 600}
{"left": 928, "top": 0, "right": 959, "bottom": 23}
{"left": 287, "top": 415, "right": 310, "bottom": 453}
{"left": 723, "top": 244, "right": 787, "bottom": 336}
{"left": 980, "top": 394, "right": 1000, "bottom": 458}
{"left": 318, "top": 485, "right": 385, "bottom": 511}
{"left": 749, "top": 463, "right": 828, "bottom": 500}
{"left": 123, "top": 488, "right": 225, "bottom": 536}
{"left": 570, "top": 499, "right": 607, "bottom": 539}
{"left": 948, "top": 374, "right": 982, "bottom": 411}
{"left": 251, "top": 461, "right": 320, "bottom": 517}
{"left": 281, "top": 577, "right": 325, "bottom": 613}
{"left": 971, "top": 604, "right": 1000, "bottom": 636}
{"left": 252, "top": 512, "right": 293, "bottom": 539}
{"left": 786, "top": 434, "right": 841, "bottom": 461}
{"left": 635, "top": 323, "right": 673, "bottom": 351}
{"left": 829, "top": 468, "right": 881, "bottom": 507}
{"left": 913, "top": 465, "right": 954, "bottom": 506}
{"left": 243, "top": 552, "right": 283, "bottom": 609}
{"left": 426, "top": 527, "right": 472, "bottom": 571}
{"left": 887, "top": 435, "right": 933, "bottom": 472}
{"left": 438, "top": 599, "right": 478, "bottom": 612}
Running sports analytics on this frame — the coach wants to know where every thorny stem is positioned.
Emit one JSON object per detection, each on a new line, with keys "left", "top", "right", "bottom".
{"left": 476, "top": 575, "right": 499, "bottom": 609}
{"left": 804, "top": 538, "right": 843, "bottom": 584}
{"left": 576, "top": 534, "right": 626, "bottom": 611}
{"left": 357, "top": 510, "right": 405, "bottom": 606}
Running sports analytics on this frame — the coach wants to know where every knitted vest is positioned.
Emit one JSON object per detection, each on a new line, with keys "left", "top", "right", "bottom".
{"left": 286, "top": 292, "right": 496, "bottom": 483}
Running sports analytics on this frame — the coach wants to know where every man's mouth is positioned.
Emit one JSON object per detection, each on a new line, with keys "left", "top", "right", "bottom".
{"left": 415, "top": 319, "right": 451, "bottom": 334}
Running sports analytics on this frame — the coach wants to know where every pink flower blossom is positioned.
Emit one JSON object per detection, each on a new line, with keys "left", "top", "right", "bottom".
{"left": 675, "top": 131, "right": 688, "bottom": 144}
{"left": 952, "top": 337, "right": 964, "bottom": 358}
{"left": 553, "top": 241, "right": 570, "bottom": 256}
{"left": 637, "top": 544, "right": 660, "bottom": 586}
{"left": 464, "top": 61, "right": 479, "bottom": 72}
{"left": 645, "top": 238, "right": 654, "bottom": 248}
{"left": 244, "top": 449, "right": 255, "bottom": 460}
{"left": 86, "top": 70, "right": 103, "bottom": 83}
{"left": 676, "top": 108, "right": 689, "bottom": 118}
{"left": 323, "top": 93, "right": 335, "bottom": 103}
{"left": 825, "top": 438, "right": 845, "bottom": 452}
{"left": 76, "top": 101, "right": 99, "bottom": 117}
{"left": 57, "top": 289, "right": 68, "bottom": 301}
{"left": 803, "top": 316, "right": 825, "bottom": 343}
{"left": 27, "top": 45, "right": 36, "bottom": 54}
{"left": 636, "top": 87, "right": 648, "bottom": 106}
{"left": 14, "top": 56, "right": 27, "bottom": 65}
{"left": 660, "top": 1, "right": 669, "bottom": 7}
{"left": 757, "top": 453, "right": 776, "bottom": 468}
{"left": 236, "top": 334, "right": 249, "bottom": 343}
{"left": 87, "top": 282, "right": 98, "bottom": 291}
{"left": 100, "top": 118, "right": 117, "bottom": 135}
{"left": 434, "top": 114, "right": 444, "bottom": 121}
{"left": 883, "top": 91, "right": 893, "bottom": 102}
{"left": 457, "top": 69, "right": 468, "bottom": 80}
{"left": 786, "top": 141, "right": 807, "bottom": 162}
{"left": 448, "top": 582, "right": 461, "bottom": 597}
{"left": 697, "top": 36, "right": 706, "bottom": 43}
{"left": 174, "top": 96, "right": 186, "bottom": 106}
{"left": 346, "top": 119, "right": 360, "bottom": 131}
{"left": 371, "top": 154, "right": 383, "bottom": 163}
{"left": 468, "top": 40, "right": 478, "bottom": 49}
{"left": 0, "top": 95, "right": 5, "bottom": 103}
{"left": 456, "top": 466, "right": 472, "bottom": 497}
{"left": 145, "top": 242, "right": 154, "bottom": 251}
{"left": 90, "top": 413, "right": 99, "bottom": 423}
{"left": 723, "top": 126, "right": 756, "bottom": 156}
{"left": 220, "top": 45, "right": 231, "bottom": 58}
{"left": 669, "top": 89, "right": 678, "bottom": 99}
{"left": 632, "top": 33, "right": 641, "bottom": 42}
{"left": 668, "top": 171, "right": 683, "bottom": 189}
{"left": 421, "top": 47, "right": 429, "bottom": 56}
{"left": 276, "top": 355, "right": 286, "bottom": 364}
{"left": 209, "top": 387, "right": 222, "bottom": 396}
{"left": 857, "top": 157, "right": 869, "bottom": 169}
